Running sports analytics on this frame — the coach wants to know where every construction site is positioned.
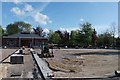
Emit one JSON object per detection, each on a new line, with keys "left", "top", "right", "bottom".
{"left": 0, "top": 47, "right": 120, "bottom": 80}
{"left": 1, "top": 1, "right": 120, "bottom": 79}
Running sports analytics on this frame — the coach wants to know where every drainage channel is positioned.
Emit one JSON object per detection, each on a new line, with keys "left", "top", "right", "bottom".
{"left": 30, "top": 48, "right": 53, "bottom": 80}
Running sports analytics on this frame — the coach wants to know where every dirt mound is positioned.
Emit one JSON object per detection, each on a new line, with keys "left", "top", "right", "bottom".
{"left": 46, "top": 59, "right": 82, "bottom": 73}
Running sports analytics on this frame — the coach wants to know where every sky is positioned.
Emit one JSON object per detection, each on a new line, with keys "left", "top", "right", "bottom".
{"left": 1, "top": 1, "right": 118, "bottom": 35}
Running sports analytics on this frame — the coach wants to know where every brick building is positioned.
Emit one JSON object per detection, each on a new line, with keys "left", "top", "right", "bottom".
{"left": 2, "top": 32, "right": 48, "bottom": 48}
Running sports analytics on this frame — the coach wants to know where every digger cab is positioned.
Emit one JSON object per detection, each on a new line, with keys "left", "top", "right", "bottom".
{"left": 40, "top": 44, "right": 54, "bottom": 58}
{"left": 42, "top": 46, "right": 49, "bottom": 54}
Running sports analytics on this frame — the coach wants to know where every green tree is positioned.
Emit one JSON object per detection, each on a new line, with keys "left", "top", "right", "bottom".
{"left": 0, "top": 25, "right": 3, "bottom": 36}
{"left": 14, "top": 21, "right": 31, "bottom": 32}
{"left": 6, "top": 24, "right": 21, "bottom": 35}
{"left": 0, "top": 25, "right": 4, "bottom": 36}
{"left": 48, "top": 31, "right": 61, "bottom": 44}
{"left": 97, "top": 34, "right": 104, "bottom": 47}
{"left": 6, "top": 21, "right": 32, "bottom": 35}
{"left": 116, "top": 37, "right": 120, "bottom": 48}
{"left": 80, "top": 22, "right": 94, "bottom": 46}
{"left": 77, "top": 30, "right": 85, "bottom": 46}
{"left": 48, "top": 30, "right": 53, "bottom": 43}
{"left": 70, "top": 30, "right": 79, "bottom": 44}
{"left": 0, "top": 25, "right": 2, "bottom": 47}
{"left": 97, "top": 31, "right": 113, "bottom": 47}
{"left": 63, "top": 31, "right": 69, "bottom": 44}
{"left": 55, "top": 30, "right": 69, "bottom": 44}
{"left": 55, "top": 30, "right": 63, "bottom": 41}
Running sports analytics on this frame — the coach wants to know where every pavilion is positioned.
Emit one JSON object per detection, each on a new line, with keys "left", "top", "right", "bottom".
{"left": 2, "top": 32, "right": 48, "bottom": 48}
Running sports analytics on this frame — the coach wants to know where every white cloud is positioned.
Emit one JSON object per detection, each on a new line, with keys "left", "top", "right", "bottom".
{"left": 13, "top": 0, "right": 21, "bottom": 4}
{"left": 93, "top": 24, "right": 118, "bottom": 35}
{"left": 60, "top": 27, "right": 79, "bottom": 33}
{"left": 115, "top": 34, "right": 118, "bottom": 38}
{"left": 3, "top": 27, "right": 6, "bottom": 30}
{"left": 92, "top": 25, "right": 108, "bottom": 34}
{"left": 33, "top": 12, "right": 52, "bottom": 25}
{"left": 60, "top": 27, "right": 66, "bottom": 31}
{"left": 24, "top": 4, "right": 33, "bottom": 12}
{"left": 10, "top": 3, "right": 52, "bottom": 25}
{"left": 11, "top": 4, "right": 33, "bottom": 16}
{"left": 49, "top": 20, "right": 52, "bottom": 23}
{"left": 11, "top": 7, "right": 25, "bottom": 16}
{"left": 80, "top": 18, "right": 84, "bottom": 22}
{"left": 30, "top": 28, "right": 35, "bottom": 33}
{"left": 43, "top": 28, "right": 50, "bottom": 33}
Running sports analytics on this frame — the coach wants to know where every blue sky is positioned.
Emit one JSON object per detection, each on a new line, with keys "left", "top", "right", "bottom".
{"left": 1, "top": 2, "right": 118, "bottom": 35}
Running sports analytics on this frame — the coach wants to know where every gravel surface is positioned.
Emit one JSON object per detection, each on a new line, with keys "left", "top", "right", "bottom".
{"left": 0, "top": 49, "right": 17, "bottom": 80}
{"left": 0, "top": 48, "right": 35, "bottom": 79}
{"left": 0, "top": 49, "right": 17, "bottom": 61}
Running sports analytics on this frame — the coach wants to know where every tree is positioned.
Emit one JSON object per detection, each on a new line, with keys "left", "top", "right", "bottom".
{"left": 55, "top": 30, "right": 69, "bottom": 44}
{"left": 14, "top": 21, "right": 31, "bottom": 32}
{"left": 70, "top": 30, "right": 79, "bottom": 44}
{"left": 116, "top": 37, "right": 120, "bottom": 47}
{"left": 0, "top": 25, "right": 2, "bottom": 47}
{"left": 97, "top": 31, "right": 113, "bottom": 47}
{"left": 6, "top": 21, "right": 32, "bottom": 35}
{"left": 0, "top": 25, "right": 3, "bottom": 36}
{"left": 6, "top": 24, "right": 21, "bottom": 35}
{"left": 35, "top": 26, "right": 43, "bottom": 36}
{"left": 48, "top": 31, "right": 61, "bottom": 44}
{"left": 48, "top": 30, "right": 53, "bottom": 43}
{"left": 55, "top": 30, "right": 63, "bottom": 39}
{"left": 55, "top": 30, "right": 63, "bottom": 44}
{"left": 77, "top": 30, "right": 86, "bottom": 46}
{"left": 104, "top": 32, "right": 113, "bottom": 47}
{"left": 23, "top": 23, "right": 32, "bottom": 32}
{"left": 110, "top": 22, "right": 116, "bottom": 47}
{"left": 80, "top": 22, "right": 94, "bottom": 46}
{"left": 63, "top": 30, "right": 69, "bottom": 44}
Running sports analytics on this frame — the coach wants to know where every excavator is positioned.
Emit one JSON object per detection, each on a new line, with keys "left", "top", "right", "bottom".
{"left": 39, "top": 44, "right": 54, "bottom": 58}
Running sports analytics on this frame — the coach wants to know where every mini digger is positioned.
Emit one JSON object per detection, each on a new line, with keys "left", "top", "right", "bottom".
{"left": 39, "top": 44, "right": 54, "bottom": 58}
